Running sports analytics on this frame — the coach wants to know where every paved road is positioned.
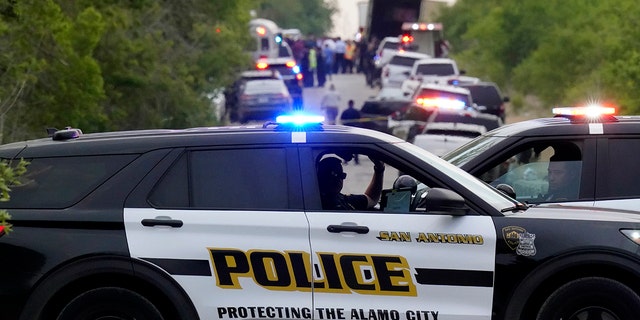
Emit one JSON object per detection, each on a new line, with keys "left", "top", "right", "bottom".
{"left": 302, "top": 72, "right": 378, "bottom": 122}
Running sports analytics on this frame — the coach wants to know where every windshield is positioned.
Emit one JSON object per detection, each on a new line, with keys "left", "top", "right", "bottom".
{"left": 416, "top": 63, "right": 455, "bottom": 76}
{"left": 398, "top": 141, "right": 518, "bottom": 210}
{"left": 441, "top": 135, "right": 507, "bottom": 166}
{"left": 389, "top": 56, "right": 421, "bottom": 67}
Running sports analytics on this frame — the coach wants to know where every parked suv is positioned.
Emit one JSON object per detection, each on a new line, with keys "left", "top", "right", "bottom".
{"left": 3, "top": 118, "right": 640, "bottom": 320}
{"left": 224, "top": 70, "right": 283, "bottom": 122}
{"left": 458, "top": 81, "right": 509, "bottom": 122}
{"left": 443, "top": 106, "right": 640, "bottom": 210}
{"left": 380, "top": 51, "right": 431, "bottom": 88}
{"left": 256, "top": 57, "right": 303, "bottom": 109}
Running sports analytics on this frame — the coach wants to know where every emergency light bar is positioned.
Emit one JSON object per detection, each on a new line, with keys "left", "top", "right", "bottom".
{"left": 416, "top": 97, "right": 466, "bottom": 110}
{"left": 552, "top": 105, "right": 616, "bottom": 117}
{"left": 275, "top": 114, "right": 325, "bottom": 126}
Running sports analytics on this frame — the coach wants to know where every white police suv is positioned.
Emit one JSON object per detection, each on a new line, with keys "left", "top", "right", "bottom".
{"left": 2, "top": 115, "right": 640, "bottom": 320}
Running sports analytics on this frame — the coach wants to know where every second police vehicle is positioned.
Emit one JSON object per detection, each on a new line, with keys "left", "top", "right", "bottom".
{"left": 443, "top": 104, "right": 640, "bottom": 210}
{"left": 1, "top": 114, "right": 640, "bottom": 320}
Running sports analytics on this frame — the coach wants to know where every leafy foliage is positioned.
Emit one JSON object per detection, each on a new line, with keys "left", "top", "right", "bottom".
{"left": 0, "top": 0, "right": 255, "bottom": 142}
{"left": 439, "top": 0, "right": 640, "bottom": 113}
{"left": 0, "top": 158, "right": 28, "bottom": 234}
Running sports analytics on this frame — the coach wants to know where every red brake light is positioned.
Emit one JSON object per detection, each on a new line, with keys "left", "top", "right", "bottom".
{"left": 401, "top": 34, "right": 413, "bottom": 43}
{"left": 256, "top": 62, "right": 268, "bottom": 70}
{"left": 296, "top": 73, "right": 303, "bottom": 80}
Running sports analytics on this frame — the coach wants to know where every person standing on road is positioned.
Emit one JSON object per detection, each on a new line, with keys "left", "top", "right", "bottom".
{"left": 340, "top": 100, "right": 362, "bottom": 164}
{"left": 334, "top": 37, "right": 346, "bottom": 74}
{"left": 344, "top": 40, "right": 356, "bottom": 74}
{"left": 321, "top": 84, "right": 341, "bottom": 125}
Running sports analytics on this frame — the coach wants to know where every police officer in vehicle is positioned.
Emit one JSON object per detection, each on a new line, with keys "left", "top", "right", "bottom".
{"left": 542, "top": 149, "right": 582, "bottom": 202}
{"left": 317, "top": 155, "right": 385, "bottom": 210}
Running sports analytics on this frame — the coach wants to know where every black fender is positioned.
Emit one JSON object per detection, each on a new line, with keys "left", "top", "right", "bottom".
{"left": 19, "top": 255, "right": 200, "bottom": 320}
{"left": 502, "top": 250, "right": 640, "bottom": 320}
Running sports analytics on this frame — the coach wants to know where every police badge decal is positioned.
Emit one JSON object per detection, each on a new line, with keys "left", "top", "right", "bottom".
{"left": 502, "top": 226, "right": 537, "bottom": 256}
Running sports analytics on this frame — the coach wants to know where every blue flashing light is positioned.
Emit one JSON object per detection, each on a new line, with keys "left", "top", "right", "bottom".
{"left": 292, "top": 65, "right": 301, "bottom": 74}
{"left": 275, "top": 35, "right": 283, "bottom": 43}
{"left": 276, "top": 114, "right": 325, "bottom": 126}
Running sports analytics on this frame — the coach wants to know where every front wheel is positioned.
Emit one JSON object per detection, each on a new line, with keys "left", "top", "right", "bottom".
{"left": 57, "top": 287, "right": 164, "bottom": 320}
{"left": 536, "top": 277, "right": 640, "bottom": 320}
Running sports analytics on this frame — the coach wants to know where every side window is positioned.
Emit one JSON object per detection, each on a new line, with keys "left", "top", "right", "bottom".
{"left": 8, "top": 155, "right": 137, "bottom": 208}
{"left": 150, "top": 148, "right": 290, "bottom": 210}
{"left": 313, "top": 148, "right": 436, "bottom": 213}
{"left": 479, "top": 142, "right": 583, "bottom": 203}
{"left": 603, "top": 138, "right": 640, "bottom": 198}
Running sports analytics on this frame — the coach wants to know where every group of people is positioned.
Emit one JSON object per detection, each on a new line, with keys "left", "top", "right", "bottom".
{"left": 287, "top": 35, "right": 376, "bottom": 88}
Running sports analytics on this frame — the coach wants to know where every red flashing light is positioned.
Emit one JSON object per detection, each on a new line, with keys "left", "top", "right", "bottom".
{"left": 296, "top": 73, "right": 303, "bottom": 80}
{"left": 256, "top": 26, "right": 267, "bottom": 36}
{"left": 286, "top": 61, "right": 296, "bottom": 68}
{"left": 0, "top": 225, "right": 4, "bottom": 237}
{"left": 416, "top": 97, "right": 466, "bottom": 110}
{"left": 401, "top": 34, "right": 414, "bottom": 43}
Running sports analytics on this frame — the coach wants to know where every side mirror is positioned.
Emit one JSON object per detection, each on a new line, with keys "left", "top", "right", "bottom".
{"left": 421, "top": 188, "right": 468, "bottom": 216}
{"left": 496, "top": 184, "right": 516, "bottom": 199}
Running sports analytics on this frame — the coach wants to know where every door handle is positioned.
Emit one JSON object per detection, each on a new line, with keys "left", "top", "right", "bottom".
{"left": 327, "top": 224, "right": 369, "bottom": 234}
{"left": 141, "top": 216, "right": 183, "bottom": 228}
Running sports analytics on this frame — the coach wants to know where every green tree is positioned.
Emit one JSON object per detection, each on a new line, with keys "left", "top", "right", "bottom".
{"left": 0, "top": 0, "right": 255, "bottom": 142}
{"left": 0, "top": 158, "right": 28, "bottom": 235}
{"left": 439, "top": 0, "right": 640, "bottom": 114}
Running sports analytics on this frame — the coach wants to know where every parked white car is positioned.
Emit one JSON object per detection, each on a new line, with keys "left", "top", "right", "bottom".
{"left": 400, "top": 58, "right": 478, "bottom": 95}
{"left": 374, "top": 36, "right": 400, "bottom": 68}
{"left": 381, "top": 51, "right": 431, "bottom": 88}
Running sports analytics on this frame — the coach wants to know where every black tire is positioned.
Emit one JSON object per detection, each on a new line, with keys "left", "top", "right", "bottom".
{"left": 536, "top": 277, "right": 640, "bottom": 320}
{"left": 57, "top": 287, "right": 164, "bottom": 320}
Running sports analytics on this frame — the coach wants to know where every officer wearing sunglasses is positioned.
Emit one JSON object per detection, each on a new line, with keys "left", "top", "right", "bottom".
{"left": 317, "top": 155, "right": 385, "bottom": 210}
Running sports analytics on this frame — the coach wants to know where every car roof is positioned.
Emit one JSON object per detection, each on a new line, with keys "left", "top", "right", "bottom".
{"left": 391, "top": 51, "right": 431, "bottom": 59}
{"left": 416, "top": 83, "right": 471, "bottom": 95}
{"left": 0, "top": 124, "right": 404, "bottom": 158}
{"left": 414, "top": 58, "right": 456, "bottom": 65}
{"left": 381, "top": 37, "right": 400, "bottom": 43}
{"left": 459, "top": 81, "right": 498, "bottom": 87}
{"left": 485, "top": 115, "right": 640, "bottom": 138}
{"left": 241, "top": 70, "right": 282, "bottom": 79}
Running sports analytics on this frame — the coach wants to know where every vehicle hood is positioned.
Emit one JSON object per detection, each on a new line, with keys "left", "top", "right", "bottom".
{"left": 511, "top": 204, "right": 640, "bottom": 223}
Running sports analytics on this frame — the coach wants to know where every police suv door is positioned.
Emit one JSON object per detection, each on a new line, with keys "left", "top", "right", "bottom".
{"left": 300, "top": 147, "right": 497, "bottom": 320}
{"left": 124, "top": 147, "right": 313, "bottom": 319}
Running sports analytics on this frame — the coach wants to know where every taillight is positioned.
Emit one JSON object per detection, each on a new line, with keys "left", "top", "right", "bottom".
{"left": 286, "top": 61, "right": 296, "bottom": 68}
{"left": 256, "top": 62, "right": 268, "bottom": 70}
{"left": 296, "top": 73, "right": 303, "bottom": 80}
